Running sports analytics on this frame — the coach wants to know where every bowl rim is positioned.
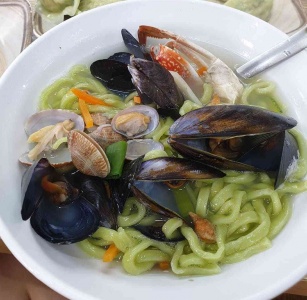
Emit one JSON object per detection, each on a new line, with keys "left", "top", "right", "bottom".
{"left": 1, "top": 1, "right": 307, "bottom": 300}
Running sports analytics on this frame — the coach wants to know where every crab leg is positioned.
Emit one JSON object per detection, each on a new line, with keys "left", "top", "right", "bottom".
{"left": 138, "top": 25, "right": 243, "bottom": 104}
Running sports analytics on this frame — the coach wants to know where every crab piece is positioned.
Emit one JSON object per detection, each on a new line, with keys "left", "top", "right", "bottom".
{"left": 151, "top": 44, "right": 204, "bottom": 98}
{"left": 138, "top": 25, "right": 243, "bottom": 104}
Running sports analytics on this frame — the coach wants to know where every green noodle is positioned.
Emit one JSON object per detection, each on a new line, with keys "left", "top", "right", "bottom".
{"left": 162, "top": 218, "right": 183, "bottom": 240}
{"left": 80, "top": 159, "right": 307, "bottom": 275}
{"left": 38, "top": 65, "right": 132, "bottom": 118}
{"left": 179, "top": 100, "right": 202, "bottom": 116}
{"left": 40, "top": 65, "right": 307, "bottom": 276}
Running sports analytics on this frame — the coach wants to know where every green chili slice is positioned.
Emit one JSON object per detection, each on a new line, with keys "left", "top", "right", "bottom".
{"left": 105, "top": 141, "right": 127, "bottom": 179}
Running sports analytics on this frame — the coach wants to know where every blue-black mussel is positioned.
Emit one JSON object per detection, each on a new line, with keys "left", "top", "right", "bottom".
{"left": 90, "top": 29, "right": 184, "bottom": 114}
{"left": 21, "top": 158, "right": 117, "bottom": 244}
{"left": 113, "top": 156, "right": 225, "bottom": 242}
{"left": 168, "top": 105, "right": 298, "bottom": 188}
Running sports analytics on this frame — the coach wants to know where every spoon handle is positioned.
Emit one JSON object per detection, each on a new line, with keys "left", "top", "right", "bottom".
{"left": 236, "top": 25, "right": 307, "bottom": 79}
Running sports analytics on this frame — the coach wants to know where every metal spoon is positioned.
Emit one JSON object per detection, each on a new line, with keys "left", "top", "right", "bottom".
{"left": 236, "top": 24, "right": 307, "bottom": 79}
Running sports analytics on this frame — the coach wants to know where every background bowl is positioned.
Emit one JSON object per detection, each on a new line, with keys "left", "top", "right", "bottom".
{"left": 1, "top": 0, "right": 307, "bottom": 299}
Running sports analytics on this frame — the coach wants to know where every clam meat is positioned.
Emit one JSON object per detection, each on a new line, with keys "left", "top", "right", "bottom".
{"left": 111, "top": 105, "right": 159, "bottom": 138}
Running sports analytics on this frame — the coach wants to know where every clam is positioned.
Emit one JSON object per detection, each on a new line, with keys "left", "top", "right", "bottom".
{"left": 19, "top": 148, "right": 74, "bottom": 172}
{"left": 111, "top": 105, "right": 159, "bottom": 138}
{"left": 89, "top": 124, "right": 126, "bottom": 150}
{"left": 86, "top": 113, "right": 112, "bottom": 133}
{"left": 91, "top": 113, "right": 111, "bottom": 126}
{"left": 25, "top": 109, "right": 84, "bottom": 135}
{"left": 20, "top": 109, "right": 84, "bottom": 168}
{"left": 126, "top": 139, "right": 164, "bottom": 160}
{"left": 67, "top": 130, "right": 110, "bottom": 178}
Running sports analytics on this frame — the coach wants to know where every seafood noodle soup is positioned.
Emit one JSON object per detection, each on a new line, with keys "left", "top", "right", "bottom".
{"left": 20, "top": 26, "right": 307, "bottom": 276}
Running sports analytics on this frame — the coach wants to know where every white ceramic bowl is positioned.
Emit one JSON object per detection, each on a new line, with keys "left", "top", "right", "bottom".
{"left": 1, "top": 1, "right": 307, "bottom": 299}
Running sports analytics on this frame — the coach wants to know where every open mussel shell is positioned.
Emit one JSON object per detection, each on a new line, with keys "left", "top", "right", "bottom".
{"left": 275, "top": 131, "right": 299, "bottom": 188}
{"left": 133, "top": 181, "right": 181, "bottom": 218}
{"left": 137, "top": 157, "right": 225, "bottom": 181}
{"left": 21, "top": 158, "right": 117, "bottom": 243}
{"left": 134, "top": 217, "right": 183, "bottom": 242}
{"left": 108, "top": 155, "right": 144, "bottom": 213}
{"left": 121, "top": 29, "right": 149, "bottom": 60}
{"left": 169, "top": 131, "right": 299, "bottom": 188}
{"left": 30, "top": 195, "right": 100, "bottom": 244}
{"left": 128, "top": 57, "right": 184, "bottom": 109}
{"left": 65, "top": 171, "right": 118, "bottom": 229}
{"left": 131, "top": 181, "right": 186, "bottom": 242}
{"left": 169, "top": 105, "right": 297, "bottom": 139}
{"left": 238, "top": 132, "right": 286, "bottom": 172}
{"left": 21, "top": 158, "right": 54, "bottom": 220}
{"left": 169, "top": 138, "right": 258, "bottom": 172}
{"left": 24, "top": 109, "right": 84, "bottom": 135}
{"left": 90, "top": 59, "right": 135, "bottom": 94}
{"left": 111, "top": 105, "right": 159, "bottom": 139}
{"left": 108, "top": 52, "right": 132, "bottom": 65}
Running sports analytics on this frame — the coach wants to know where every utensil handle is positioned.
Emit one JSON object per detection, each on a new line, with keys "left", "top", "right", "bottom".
{"left": 236, "top": 25, "right": 307, "bottom": 79}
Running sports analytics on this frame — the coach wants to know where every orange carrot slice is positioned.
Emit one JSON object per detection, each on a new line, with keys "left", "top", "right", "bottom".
{"left": 158, "top": 261, "right": 170, "bottom": 270}
{"left": 103, "top": 243, "right": 120, "bottom": 262}
{"left": 133, "top": 96, "right": 142, "bottom": 104}
{"left": 71, "top": 88, "right": 113, "bottom": 107}
{"left": 78, "top": 98, "right": 94, "bottom": 128}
